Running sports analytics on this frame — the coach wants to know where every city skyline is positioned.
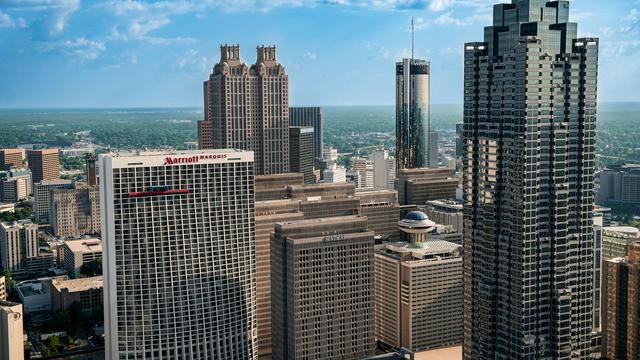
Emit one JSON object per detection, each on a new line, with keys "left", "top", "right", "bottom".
{"left": 0, "top": 0, "right": 636, "bottom": 108}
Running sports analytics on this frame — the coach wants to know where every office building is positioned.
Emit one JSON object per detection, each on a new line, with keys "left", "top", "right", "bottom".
{"left": 271, "top": 216, "right": 376, "bottom": 360}
{"left": 322, "top": 146, "right": 338, "bottom": 161}
{"left": 357, "top": 189, "right": 400, "bottom": 241}
{"left": 289, "top": 126, "right": 315, "bottom": 184}
{"left": 200, "top": 45, "right": 289, "bottom": 175}
{"left": 0, "top": 221, "right": 38, "bottom": 273}
{"left": 0, "top": 300, "right": 24, "bottom": 360}
{"left": 197, "top": 120, "right": 213, "bottom": 150}
{"left": 455, "top": 123, "right": 464, "bottom": 158}
{"left": 463, "top": 1, "right": 598, "bottom": 358}
{"left": 100, "top": 149, "right": 257, "bottom": 360}
{"left": 0, "top": 168, "right": 31, "bottom": 202}
{"left": 50, "top": 184, "right": 100, "bottom": 237}
{"left": 375, "top": 241, "right": 463, "bottom": 351}
{"left": 51, "top": 276, "right": 103, "bottom": 314}
{"left": 598, "top": 164, "right": 640, "bottom": 204}
{"left": 62, "top": 238, "right": 102, "bottom": 279}
{"left": 395, "top": 168, "right": 457, "bottom": 206}
{"left": 86, "top": 154, "right": 97, "bottom": 186}
{"left": 602, "top": 241, "right": 640, "bottom": 360}
{"left": 255, "top": 200, "right": 304, "bottom": 359}
{"left": 16, "top": 278, "right": 54, "bottom": 313}
{"left": 323, "top": 163, "right": 346, "bottom": 183}
{"left": 33, "top": 179, "right": 73, "bottom": 223}
{"left": 255, "top": 173, "right": 304, "bottom": 201}
{"left": 602, "top": 226, "right": 640, "bottom": 260}
{"left": 594, "top": 205, "right": 612, "bottom": 227}
{"left": 353, "top": 157, "right": 375, "bottom": 189}
{"left": 396, "top": 57, "right": 430, "bottom": 171}
{"left": 289, "top": 107, "right": 323, "bottom": 160}
{"left": 421, "top": 200, "right": 463, "bottom": 233}
{"left": 429, "top": 131, "right": 439, "bottom": 168}
{"left": 398, "top": 211, "right": 437, "bottom": 243}
{"left": 26, "top": 149, "right": 59, "bottom": 184}
{"left": 372, "top": 149, "right": 396, "bottom": 190}
{"left": 0, "top": 149, "right": 24, "bottom": 171}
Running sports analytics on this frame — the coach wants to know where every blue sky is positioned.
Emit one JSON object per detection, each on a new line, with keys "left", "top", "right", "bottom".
{"left": 0, "top": 0, "right": 638, "bottom": 107}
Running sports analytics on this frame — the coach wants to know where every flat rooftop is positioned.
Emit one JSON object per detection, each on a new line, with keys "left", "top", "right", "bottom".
{"left": 367, "top": 346, "right": 462, "bottom": 360}
{"left": 383, "top": 241, "right": 462, "bottom": 260}
{"left": 64, "top": 238, "right": 102, "bottom": 253}
{"left": 52, "top": 276, "right": 103, "bottom": 293}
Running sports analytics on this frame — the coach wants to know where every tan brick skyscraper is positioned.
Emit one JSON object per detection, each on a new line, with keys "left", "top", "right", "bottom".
{"left": 27, "top": 149, "right": 59, "bottom": 183}
{"left": 0, "top": 149, "right": 23, "bottom": 170}
{"left": 200, "top": 44, "right": 289, "bottom": 175}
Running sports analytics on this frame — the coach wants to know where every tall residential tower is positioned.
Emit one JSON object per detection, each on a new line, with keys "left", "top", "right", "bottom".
{"left": 463, "top": 1, "right": 598, "bottom": 359}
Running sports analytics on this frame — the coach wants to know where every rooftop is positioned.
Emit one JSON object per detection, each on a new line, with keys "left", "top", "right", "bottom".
{"left": 64, "top": 238, "right": 102, "bottom": 254}
{"left": 383, "top": 240, "right": 462, "bottom": 261}
{"left": 51, "top": 276, "right": 103, "bottom": 293}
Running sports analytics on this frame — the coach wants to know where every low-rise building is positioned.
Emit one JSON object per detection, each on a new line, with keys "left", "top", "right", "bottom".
{"left": 50, "top": 276, "right": 103, "bottom": 314}
{"left": 375, "top": 241, "right": 463, "bottom": 352}
{"left": 62, "top": 238, "right": 102, "bottom": 278}
{"left": 16, "top": 278, "right": 56, "bottom": 313}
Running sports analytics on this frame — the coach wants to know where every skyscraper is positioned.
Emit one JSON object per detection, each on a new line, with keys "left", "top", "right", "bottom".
{"left": 200, "top": 44, "right": 289, "bottom": 175}
{"left": 372, "top": 149, "right": 396, "bottom": 190}
{"left": 463, "top": 1, "right": 598, "bottom": 359}
{"left": 0, "top": 220, "right": 38, "bottom": 273}
{"left": 26, "top": 149, "right": 59, "bottom": 184}
{"left": 289, "top": 107, "right": 323, "bottom": 160}
{"left": 100, "top": 150, "right": 258, "bottom": 360}
{"left": 396, "top": 58, "right": 430, "bottom": 172}
{"left": 429, "top": 131, "right": 438, "bottom": 168}
{"left": 288, "top": 126, "right": 315, "bottom": 184}
{"left": 0, "top": 149, "right": 23, "bottom": 170}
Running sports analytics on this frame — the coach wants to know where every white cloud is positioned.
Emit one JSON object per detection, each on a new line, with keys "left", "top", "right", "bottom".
{"left": 2, "top": 0, "right": 80, "bottom": 36}
{"left": 302, "top": 51, "right": 317, "bottom": 60}
{"left": 61, "top": 37, "right": 106, "bottom": 60}
{"left": 0, "top": 10, "right": 26, "bottom": 28}
{"left": 429, "top": 0, "right": 454, "bottom": 11}
{"left": 433, "top": 10, "right": 490, "bottom": 26}
{"left": 175, "top": 48, "right": 208, "bottom": 72}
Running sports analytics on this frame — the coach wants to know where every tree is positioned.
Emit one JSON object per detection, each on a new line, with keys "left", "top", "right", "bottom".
{"left": 80, "top": 257, "right": 102, "bottom": 277}
{"left": 3, "top": 270, "right": 13, "bottom": 288}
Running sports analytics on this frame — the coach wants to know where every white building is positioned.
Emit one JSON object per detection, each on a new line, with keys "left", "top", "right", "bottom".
{"left": 0, "top": 221, "right": 38, "bottom": 272}
{"left": 372, "top": 149, "right": 396, "bottom": 190}
{"left": 353, "top": 157, "right": 374, "bottom": 189}
{"left": 62, "top": 238, "right": 102, "bottom": 279}
{"left": 322, "top": 146, "right": 338, "bottom": 161}
{"left": 100, "top": 149, "right": 258, "bottom": 360}
{"left": 33, "top": 179, "right": 72, "bottom": 223}
{"left": 323, "top": 163, "right": 346, "bottom": 183}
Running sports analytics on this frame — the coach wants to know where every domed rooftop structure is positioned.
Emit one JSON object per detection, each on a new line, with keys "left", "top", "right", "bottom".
{"left": 398, "top": 211, "right": 437, "bottom": 242}
{"left": 404, "top": 211, "right": 429, "bottom": 222}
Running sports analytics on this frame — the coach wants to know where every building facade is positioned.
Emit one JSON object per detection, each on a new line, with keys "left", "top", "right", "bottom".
{"left": 49, "top": 184, "right": 100, "bottom": 237}
{"left": 0, "top": 168, "right": 31, "bottom": 202}
{"left": 0, "top": 149, "right": 24, "bottom": 171}
{"left": 357, "top": 189, "right": 401, "bottom": 242}
{"left": 271, "top": 216, "right": 376, "bottom": 360}
{"left": 375, "top": 241, "right": 463, "bottom": 351}
{"left": 289, "top": 126, "right": 315, "bottom": 184}
{"left": 429, "top": 131, "right": 439, "bottom": 168}
{"left": 602, "top": 226, "right": 640, "bottom": 260}
{"left": 372, "top": 149, "right": 396, "bottom": 190}
{"left": 598, "top": 164, "right": 640, "bottom": 204}
{"left": 0, "top": 221, "right": 38, "bottom": 273}
{"left": 100, "top": 150, "right": 258, "bottom": 360}
{"left": 395, "top": 168, "right": 457, "bottom": 206}
{"left": 421, "top": 200, "right": 464, "bottom": 233}
{"left": 323, "top": 163, "right": 346, "bottom": 183}
{"left": 353, "top": 157, "right": 375, "bottom": 189}
{"left": 33, "top": 179, "right": 73, "bottom": 223}
{"left": 200, "top": 45, "right": 289, "bottom": 175}
{"left": 463, "top": 1, "right": 598, "bottom": 358}
{"left": 396, "top": 58, "right": 430, "bottom": 171}
{"left": 26, "top": 149, "right": 59, "bottom": 184}
{"left": 51, "top": 276, "right": 103, "bottom": 314}
{"left": 62, "top": 238, "right": 102, "bottom": 279}
{"left": 602, "top": 241, "right": 640, "bottom": 360}
{"left": 289, "top": 107, "right": 323, "bottom": 160}
{"left": 0, "top": 300, "right": 24, "bottom": 360}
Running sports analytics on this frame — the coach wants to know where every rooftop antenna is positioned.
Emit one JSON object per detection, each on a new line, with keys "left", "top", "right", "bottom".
{"left": 411, "top": 17, "right": 415, "bottom": 60}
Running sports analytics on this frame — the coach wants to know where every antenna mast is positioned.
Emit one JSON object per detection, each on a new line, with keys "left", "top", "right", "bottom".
{"left": 411, "top": 17, "right": 415, "bottom": 60}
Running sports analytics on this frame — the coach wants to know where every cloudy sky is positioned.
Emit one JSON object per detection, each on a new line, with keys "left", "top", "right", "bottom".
{"left": 0, "top": 0, "right": 637, "bottom": 107}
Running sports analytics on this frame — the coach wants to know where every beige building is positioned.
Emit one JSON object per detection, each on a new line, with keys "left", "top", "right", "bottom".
{"left": 0, "top": 149, "right": 24, "bottom": 170}
{"left": 255, "top": 200, "right": 304, "bottom": 359}
{"left": 33, "top": 179, "right": 72, "bottom": 223}
{"left": 200, "top": 44, "right": 289, "bottom": 175}
{"left": 255, "top": 173, "right": 304, "bottom": 201}
{"left": 271, "top": 216, "right": 376, "bottom": 360}
{"left": 358, "top": 189, "right": 401, "bottom": 241}
{"left": 375, "top": 241, "right": 463, "bottom": 352}
{"left": 0, "top": 221, "right": 38, "bottom": 272}
{"left": 353, "top": 157, "right": 375, "bottom": 189}
{"left": 0, "top": 300, "right": 24, "bottom": 360}
{"left": 395, "top": 168, "right": 458, "bottom": 206}
{"left": 51, "top": 276, "right": 103, "bottom": 313}
{"left": 50, "top": 184, "right": 100, "bottom": 237}
{"left": 0, "top": 276, "right": 5, "bottom": 301}
{"left": 421, "top": 200, "right": 463, "bottom": 233}
{"left": 26, "top": 149, "right": 59, "bottom": 184}
{"left": 602, "top": 226, "right": 640, "bottom": 260}
{"left": 62, "top": 238, "right": 102, "bottom": 279}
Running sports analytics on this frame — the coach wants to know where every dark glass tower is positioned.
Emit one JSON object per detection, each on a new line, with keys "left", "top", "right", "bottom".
{"left": 462, "top": 1, "right": 598, "bottom": 359}
{"left": 396, "top": 58, "right": 430, "bottom": 172}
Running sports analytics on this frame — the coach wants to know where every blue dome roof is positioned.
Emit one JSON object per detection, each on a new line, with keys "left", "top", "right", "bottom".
{"left": 404, "top": 211, "right": 429, "bottom": 221}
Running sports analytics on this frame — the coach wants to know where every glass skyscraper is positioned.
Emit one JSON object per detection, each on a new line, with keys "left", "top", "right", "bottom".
{"left": 396, "top": 58, "right": 430, "bottom": 172}
{"left": 463, "top": 1, "right": 598, "bottom": 359}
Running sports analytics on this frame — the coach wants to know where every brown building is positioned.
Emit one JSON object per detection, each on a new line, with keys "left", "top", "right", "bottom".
{"left": 85, "top": 154, "right": 97, "bottom": 186}
{"left": 0, "top": 149, "right": 23, "bottom": 170}
{"left": 200, "top": 44, "right": 289, "bottom": 175}
{"left": 196, "top": 120, "right": 213, "bottom": 150}
{"left": 26, "top": 149, "right": 59, "bottom": 184}
{"left": 255, "top": 200, "right": 304, "bottom": 359}
{"left": 357, "top": 189, "right": 401, "bottom": 242}
{"left": 602, "top": 241, "right": 640, "bottom": 360}
{"left": 271, "top": 216, "right": 376, "bottom": 360}
{"left": 289, "top": 126, "right": 315, "bottom": 184}
{"left": 49, "top": 184, "right": 100, "bottom": 238}
{"left": 256, "top": 173, "right": 304, "bottom": 201}
{"left": 395, "top": 168, "right": 457, "bottom": 206}
{"left": 50, "top": 276, "right": 103, "bottom": 314}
